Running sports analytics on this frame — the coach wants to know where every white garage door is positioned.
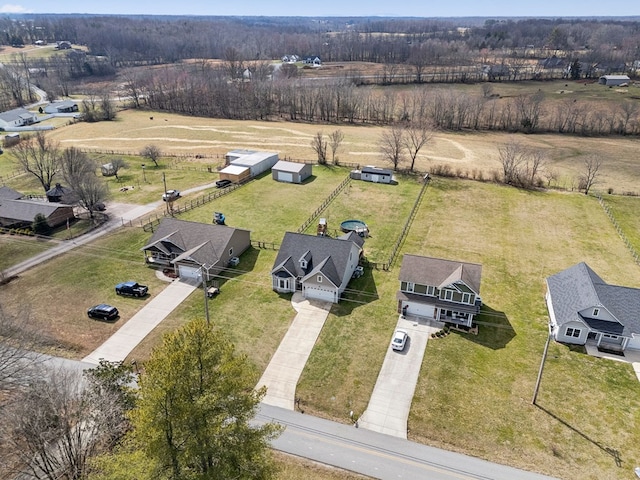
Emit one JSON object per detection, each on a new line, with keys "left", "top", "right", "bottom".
{"left": 407, "top": 302, "right": 434, "bottom": 318}
{"left": 178, "top": 265, "right": 201, "bottom": 283}
{"left": 277, "top": 171, "right": 294, "bottom": 182}
{"left": 305, "top": 287, "right": 336, "bottom": 303}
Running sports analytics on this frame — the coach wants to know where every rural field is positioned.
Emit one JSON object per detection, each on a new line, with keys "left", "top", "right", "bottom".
{"left": 1, "top": 109, "right": 640, "bottom": 480}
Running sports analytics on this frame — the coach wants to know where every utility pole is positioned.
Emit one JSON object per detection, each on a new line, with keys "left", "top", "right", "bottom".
{"left": 202, "top": 266, "right": 210, "bottom": 325}
{"left": 162, "top": 172, "right": 169, "bottom": 215}
{"left": 532, "top": 331, "right": 552, "bottom": 405}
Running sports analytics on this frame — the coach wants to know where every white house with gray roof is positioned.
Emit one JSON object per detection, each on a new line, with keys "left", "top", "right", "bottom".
{"left": 0, "top": 108, "right": 38, "bottom": 130}
{"left": 396, "top": 254, "right": 482, "bottom": 327}
{"left": 142, "top": 218, "right": 250, "bottom": 283}
{"left": 546, "top": 262, "right": 640, "bottom": 353}
{"left": 271, "top": 231, "right": 364, "bottom": 303}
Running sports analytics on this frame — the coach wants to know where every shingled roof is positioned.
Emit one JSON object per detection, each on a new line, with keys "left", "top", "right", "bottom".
{"left": 271, "top": 231, "right": 364, "bottom": 287}
{"left": 398, "top": 254, "right": 482, "bottom": 294}
{"left": 142, "top": 218, "right": 249, "bottom": 267}
{"left": 546, "top": 262, "right": 640, "bottom": 337}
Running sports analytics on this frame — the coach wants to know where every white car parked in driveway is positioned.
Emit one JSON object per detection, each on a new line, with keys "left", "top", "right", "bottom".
{"left": 391, "top": 328, "right": 408, "bottom": 351}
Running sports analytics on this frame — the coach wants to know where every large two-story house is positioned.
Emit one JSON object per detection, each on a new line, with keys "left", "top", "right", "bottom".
{"left": 396, "top": 254, "right": 482, "bottom": 328}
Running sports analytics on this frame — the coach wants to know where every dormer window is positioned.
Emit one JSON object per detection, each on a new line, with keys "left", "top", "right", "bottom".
{"left": 317, "top": 275, "right": 322, "bottom": 283}
{"left": 300, "top": 259, "right": 307, "bottom": 269}
{"left": 593, "top": 308, "right": 599, "bottom": 316}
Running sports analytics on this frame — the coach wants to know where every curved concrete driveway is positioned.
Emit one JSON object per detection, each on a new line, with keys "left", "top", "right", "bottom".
{"left": 256, "top": 292, "right": 332, "bottom": 410}
{"left": 358, "top": 315, "right": 442, "bottom": 438}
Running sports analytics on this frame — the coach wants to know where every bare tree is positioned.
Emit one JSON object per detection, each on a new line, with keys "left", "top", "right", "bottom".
{"left": 404, "top": 121, "right": 433, "bottom": 172}
{"left": 0, "top": 305, "right": 41, "bottom": 399}
{"left": 12, "top": 132, "right": 61, "bottom": 193}
{"left": 1, "top": 365, "right": 133, "bottom": 480}
{"left": 101, "top": 93, "right": 117, "bottom": 121}
{"left": 109, "top": 157, "right": 128, "bottom": 181}
{"left": 579, "top": 155, "right": 603, "bottom": 195}
{"left": 498, "top": 140, "right": 527, "bottom": 186}
{"left": 60, "top": 147, "right": 108, "bottom": 217}
{"left": 379, "top": 124, "right": 406, "bottom": 170}
{"left": 328, "top": 129, "right": 344, "bottom": 164}
{"left": 140, "top": 144, "right": 162, "bottom": 167}
{"left": 310, "top": 132, "right": 328, "bottom": 164}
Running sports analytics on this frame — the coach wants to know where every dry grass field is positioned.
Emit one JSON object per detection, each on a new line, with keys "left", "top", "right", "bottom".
{"left": 43, "top": 108, "right": 640, "bottom": 195}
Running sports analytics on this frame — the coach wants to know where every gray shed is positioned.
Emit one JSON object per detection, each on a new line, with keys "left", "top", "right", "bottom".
{"left": 229, "top": 151, "right": 279, "bottom": 178}
{"left": 272, "top": 160, "right": 312, "bottom": 184}
{"left": 599, "top": 75, "right": 630, "bottom": 86}
{"left": 361, "top": 166, "right": 393, "bottom": 184}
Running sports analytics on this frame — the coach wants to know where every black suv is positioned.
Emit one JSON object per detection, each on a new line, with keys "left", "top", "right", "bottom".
{"left": 216, "top": 179, "right": 233, "bottom": 188}
{"left": 115, "top": 281, "right": 149, "bottom": 297}
{"left": 88, "top": 304, "right": 119, "bottom": 321}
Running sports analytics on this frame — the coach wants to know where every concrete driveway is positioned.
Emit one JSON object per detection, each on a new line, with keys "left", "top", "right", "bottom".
{"left": 256, "top": 292, "right": 332, "bottom": 410}
{"left": 358, "top": 315, "right": 442, "bottom": 438}
{"left": 83, "top": 279, "right": 197, "bottom": 365}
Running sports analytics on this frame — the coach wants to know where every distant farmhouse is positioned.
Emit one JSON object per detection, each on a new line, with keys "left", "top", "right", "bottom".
{"left": 0, "top": 108, "right": 38, "bottom": 130}
{"left": 44, "top": 100, "right": 79, "bottom": 114}
{"left": 0, "top": 186, "right": 75, "bottom": 229}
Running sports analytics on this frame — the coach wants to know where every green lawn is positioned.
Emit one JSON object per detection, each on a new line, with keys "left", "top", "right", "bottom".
{"left": 0, "top": 234, "right": 52, "bottom": 271}
{"left": 600, "top": 194, "right": 640, "bottom": 257}
{"left": 2, "top": 164, "right": 640, "bottom": 480}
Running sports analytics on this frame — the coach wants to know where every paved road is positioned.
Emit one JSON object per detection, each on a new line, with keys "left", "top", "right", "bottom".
{"left": 256, "top": 403, "right": 557, "bottom": 480}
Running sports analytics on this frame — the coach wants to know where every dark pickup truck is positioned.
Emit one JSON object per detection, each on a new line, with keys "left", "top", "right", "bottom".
{"left": 115, "top": 281, "right": 148, "bottom": 297}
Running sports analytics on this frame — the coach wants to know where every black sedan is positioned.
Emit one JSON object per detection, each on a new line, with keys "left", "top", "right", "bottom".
{"left": 87, "top": 304, "right": 119, "bottom": 321}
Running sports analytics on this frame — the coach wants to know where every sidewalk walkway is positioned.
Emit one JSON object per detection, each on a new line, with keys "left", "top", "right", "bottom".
{"left": 83, "top": 280, "right": 197, "bottom": 365}
{"left": 256, "top": 292, "right": 332, "bottom": 410}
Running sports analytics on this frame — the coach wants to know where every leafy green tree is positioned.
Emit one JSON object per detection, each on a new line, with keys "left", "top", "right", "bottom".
{"left": 128, "top": 319, "right": 282, "bottom": 480}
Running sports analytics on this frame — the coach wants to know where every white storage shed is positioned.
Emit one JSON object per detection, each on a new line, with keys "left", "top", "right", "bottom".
{"left": 272, "top": 161, "right": 312, "bottom": 184}
{"left": 361, "top": 166, "right": 393, "bottom": 184}
{"left": 229, "top": 151, "right": 279, "bottom": 178}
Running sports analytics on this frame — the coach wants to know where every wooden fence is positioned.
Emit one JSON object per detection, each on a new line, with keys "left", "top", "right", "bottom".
{"left": 297, "top": 175, "right": 352, "bottom": 234}
{"left": 597, "top": 194, "right": 640, "bottom": 266}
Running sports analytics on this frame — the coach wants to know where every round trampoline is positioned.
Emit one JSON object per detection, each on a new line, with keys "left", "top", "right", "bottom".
{"left": 340, "top": 219, "right": 369, "bottom": 237}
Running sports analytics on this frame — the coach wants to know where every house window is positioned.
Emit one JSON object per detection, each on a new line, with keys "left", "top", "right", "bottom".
{"left": 413, "top": 284, "right": 427, "bottom": 295}
{"left": 278, "top": 279, "right": 288, "bottom": 289}
{"left": 603, "top": 334, "right": 618, "bottom": 339}
{"left": 403, "top": 282, "right": 414, "bottom": 293}
{"left": 317, "top": 275, "right": 322, "bottom": 283}
{"left": 462, "top": 293, "right": 471, "bottom": 304}
{"left": 300, "top": 259, "right": 307, "bottom": 269}
{"left": 426, "top": 286, "right": 435, "bottom": 296}
{"left": 593, "top": 308, "right": 599, "bottom": 316}
{"left": 229, "top": 247, "right": 233, "bottom": 256}
{"left": 443, "top": 290, "right": 453, "bottom": 301}
{"left": 566, "top": 327, "right": 581, "bottom": 338}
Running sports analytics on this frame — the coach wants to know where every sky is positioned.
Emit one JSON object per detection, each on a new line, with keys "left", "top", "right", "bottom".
{"left": 1, "top": 0, "right": 639, "bottom": 18}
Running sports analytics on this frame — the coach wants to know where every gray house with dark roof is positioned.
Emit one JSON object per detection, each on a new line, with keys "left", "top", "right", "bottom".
{"left": 546, "top": 262, "right": 640, "bottom": 353}
{"left": 271, "top": 231, "right": 364, "bottom": 303}
{"left": 396, "top": 254, "right": 482, "bottom": 327}
{"left": 141, "top": 218, "right": 251, "bottom": 283}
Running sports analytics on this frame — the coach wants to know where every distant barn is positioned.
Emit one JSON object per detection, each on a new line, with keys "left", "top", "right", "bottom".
{"left": 599, "top": 75, "right": 630, "bottom": 86}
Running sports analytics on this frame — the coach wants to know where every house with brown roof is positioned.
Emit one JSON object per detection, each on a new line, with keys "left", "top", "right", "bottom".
{"left": 0, "top": 185, "right": 75, "bottom": 228}
{"left": 141, "top": 218, "right": 250, "bottom": 284}
{"left": 271, "top": 231, "right": 364, "bottom": 303}
{"left": 546, "top": 262, "right": 640, "bottom": 354}
{"left": 396, "top": 254, "right": 482, "bottom": 328}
